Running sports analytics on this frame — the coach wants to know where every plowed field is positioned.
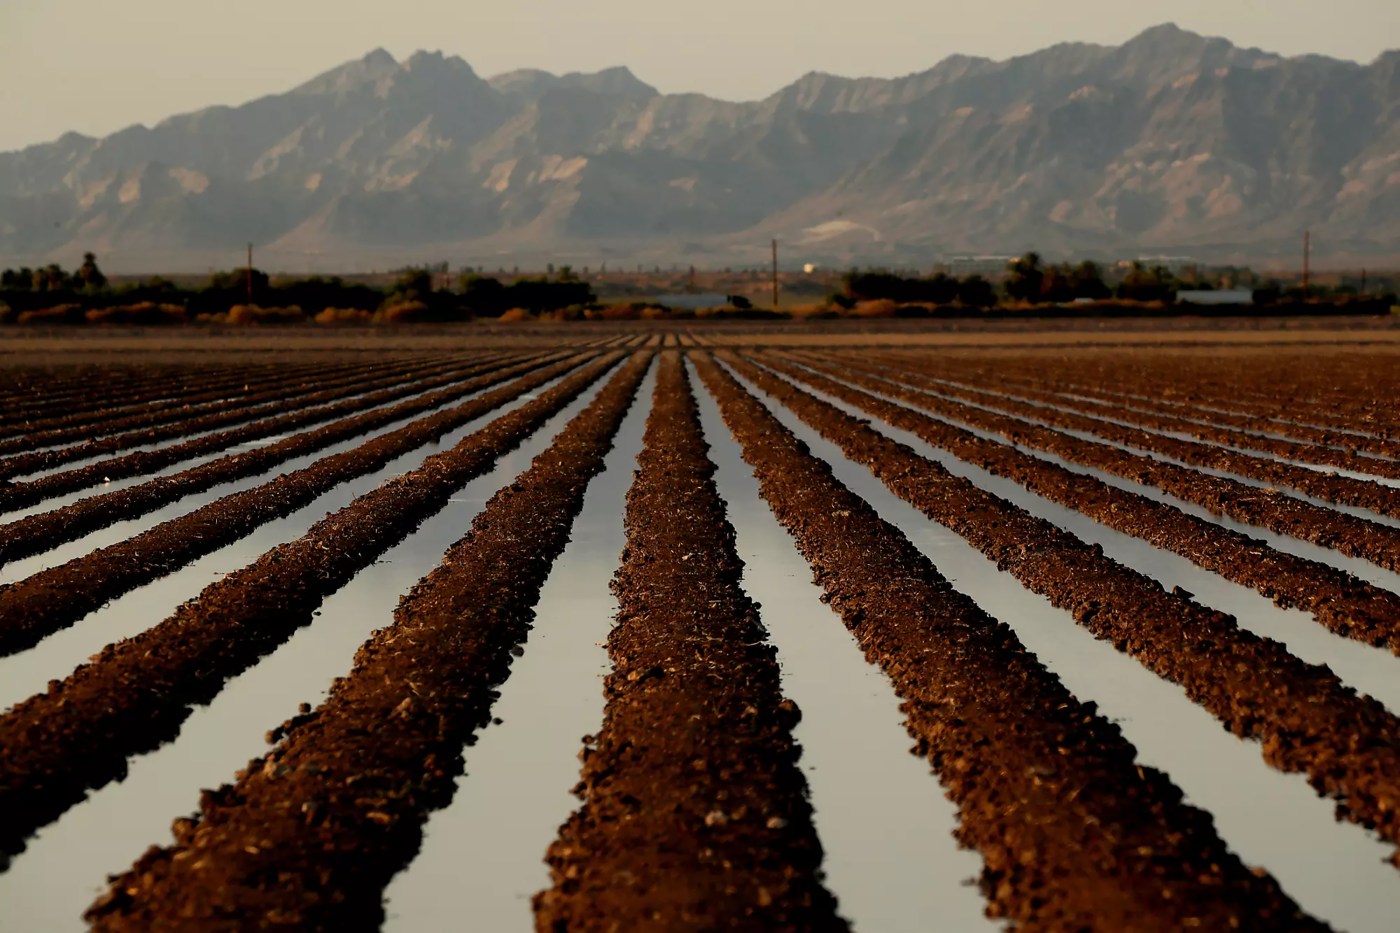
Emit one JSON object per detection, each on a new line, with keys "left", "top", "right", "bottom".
{"left": 3, "top": 327, "right": 1398, "bottom": 932}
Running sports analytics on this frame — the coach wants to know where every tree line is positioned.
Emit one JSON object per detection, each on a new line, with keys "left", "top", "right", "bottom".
{"left": 841, "top": 253, "right": 1396, "bottom": 307}
{"left": 0, "top": 258, "right": 597, "bottom": 322}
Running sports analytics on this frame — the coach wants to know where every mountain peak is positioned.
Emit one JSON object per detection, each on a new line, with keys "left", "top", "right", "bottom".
{"left": 295, "top": 48, "right": 401, "bottom": 95}
{"left": 1135, "top": 22, "right": 1189, "bottom": 38}
{"left": 3, "top": 30, "right": 1399, "bottom": 269}
{"left": 488, "top": 65, "right": 656, "bottom": 101}
{"left": 363, "top": 48, "right": 397, "bottom": 67}
{"left": 1121, "top": 22, "right": 1215, "bottom": 53}
{"left": 573, "top": 65, "right": 658, "bottom": 98}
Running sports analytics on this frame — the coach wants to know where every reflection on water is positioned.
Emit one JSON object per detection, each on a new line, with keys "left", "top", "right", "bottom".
{"left": 0, "top": 367, "right": 516, "bottom": 531}
{"left": 692, "top": 364, "right": 999, "bottom": 933}
{"left": 0, "top": 372, "right": 609, "bottom": 931}
{"left": 0, "top": 370, "right": 580, "bottom": 713}
{"left": 384, "top": 363, "right": 655, "bottom": 932}
{"left": 902, "top": 374, "right": 1400, "bottom": 520}
{"left": 730, "top": 362, "right": 1400, "bottom": 933}
{"left": 790, "top": 366, "right": 1400, "bottom": 716}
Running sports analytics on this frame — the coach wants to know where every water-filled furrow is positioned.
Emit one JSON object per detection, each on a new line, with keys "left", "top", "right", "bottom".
{"left": 723, "top": 361, "right": 1400, "bottom": 933}
{"left": 0, "top": 375, "right": 617, "bottom": 930}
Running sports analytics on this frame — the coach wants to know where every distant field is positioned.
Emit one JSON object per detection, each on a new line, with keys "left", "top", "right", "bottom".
{"left": 1, "top": 312, "right": 1399, "bottom": 361}
{"left": 1, "top": 323, "right": 1397, "bottom": 930}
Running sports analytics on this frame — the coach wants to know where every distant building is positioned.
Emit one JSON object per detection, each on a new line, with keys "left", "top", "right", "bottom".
{"left": 1177, "top": 289, "right": 1254, "bottom": 305}
{"left": 945, "top": 256, "right": 1016, "bottom": 277}
{"left": 660, "top": 292, "right": 729, "bottom": 309}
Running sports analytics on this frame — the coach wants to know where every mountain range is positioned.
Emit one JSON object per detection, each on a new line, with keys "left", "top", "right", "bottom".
{"left": 2, "top": 23, "right": 1397, "bottom": 272}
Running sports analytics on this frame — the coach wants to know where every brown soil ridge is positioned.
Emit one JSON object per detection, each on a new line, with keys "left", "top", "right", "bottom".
{"left": 928, "top": 359, "right": 1400, "bottom": 486}
{"left": 0, "top": 351, "right": 555, "bottom": 565}
{"left": 0, "top": 359, "right": 308, "bottom": 433}
{"left": 875, "top": 357, "right": 1400, "bottom": 518}
{"left": 83, "top": 353, "right": 651, "bottom": 931}
{"left": 836, "top": 350, "right": 1400, "bottom": 575}
{"left": 918, "top": 350, "right": 1400, "bottom": 450}
{"left": 779, "top": 351, "right": 1400, "bottom": 654}
{"left": 0, "top": 351, "right": 526, "bottom": 517}
{"left": 0, "top": 355, "right": 410, "bottom": 449}
{"left": 0, "top": 360, "right": 232, "bottom": 402}
{"left": 0, "top": 353, "right": 479, "bottom": 482}
{"left": 0, "top": 353, "right": 592, "bottom": 658}
{"left": 990, "top": 374, "right": 1400, "bottom": 482}
{"left": 0, "top": 353, "right": 636, "bottom": 867}
{"left": 534, "top": 353, "right": 844, "bottom": 932}
{"left": 691, "top": 352, "right": 1324, "bottom": 931}
{"left": 717, "top": 352, "right": 1400, "bottom": 867}
{"left": 950, "top": 352, "right": 1400, "bottom": 439}
{"left": 968, "top": 363, "right": 1400, "bottom": 461}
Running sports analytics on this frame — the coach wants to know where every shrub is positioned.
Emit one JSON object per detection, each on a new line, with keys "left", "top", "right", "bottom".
{"left": 538, "top": 305, "right": 589, "bottom": 323}
{"left": 84, "top": 302, "right": 187, "bottom": 325}
{"left": 851, "top": 299, "right": 899, "bottom": 318}
{"left": 17, "top": 304, "right": 85, "bottom": 325}
{"left": 373, "top": 300, "right": 464, "bottom": 324}
{"left": 227, "top": 305, "right": 306, "bottom": 325}
{"left": 789, "top": 303, "right": 841, "bottom": 319}
{"left": 497, "top": 307, "right": 534, "bottom": 322}
{"left": 593, "top": 304, "right": 639, "bottom": 321}
{"left": 314, "top": 307, "right": 373, "bottom": 325}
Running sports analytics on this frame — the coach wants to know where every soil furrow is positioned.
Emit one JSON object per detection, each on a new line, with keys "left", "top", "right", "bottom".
{"left": 0, "top": 353, "right": 596, "bottom": 658}
{"left": 82, "top": 352, "right": 650, "bottom": 931}
{"left": 922, "top": 353, "right": 1400, "bottom": 441}
{"left": 534, "top": 353, "right": 844, "bottom": 932}
{"left": 0, "top": 356, "right": 408, "bottom": 446}
{"left": 828, "top": 351, "right": 1400, "bottom": 574}
{"left": 690, "top": 352, "right": 1324, "bottom": 931}
{"left": 951, "top": 370, "right": 1400, "bottom": 482}
{"left": 0, "top": 361, "right": 309, "bottom": 432}
{"left": 0, "top": 352, "right": 525, "bottom": 517}
{"left": 0, "top": 352, "right": 555, "bottom": 565}
{"left": 0, "top": 354, "right": 482, "bottom": 481}
{"left": 777, "top": 352, "right": 1400, "bottom": 653}
{"left": 0, "top": 353, "right": 638, "bottom": 868}
{"left": 862, "top": 355, "right": 1400, "bottom": 518}
{"left": 983, "top": 370, "right": 1400, "bottom": 461}
{"left": 716, "top": 351, "right": 1400, "bottom": 867}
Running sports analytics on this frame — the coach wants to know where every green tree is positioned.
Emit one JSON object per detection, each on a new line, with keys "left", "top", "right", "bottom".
{"left": 78, "top": 252, "right": 108, "bottom": 291}
{"left": 458, "top": 274, "right": 507, "bottom": 315}
{"left": 207, "top": 268, "right": 270, "bottom": 293}
{"left": 38, "top": 264, "right": 66, "bottom": 291}
{"left": 1004, "top": 252, "right": 1045, "bottom": 303}
{"left": 1116, "top": 262, "right": 1178, "bottom": 303}
{"left": 958, "top": 275, "right": 997, "bottom": 308}
{"left": 379, "top": 267, "right": 436, "bottom": 311}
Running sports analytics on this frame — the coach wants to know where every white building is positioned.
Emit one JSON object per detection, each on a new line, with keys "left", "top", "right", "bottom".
{"left": 1177, "top": 289, "right": 1254, "bottom": 305}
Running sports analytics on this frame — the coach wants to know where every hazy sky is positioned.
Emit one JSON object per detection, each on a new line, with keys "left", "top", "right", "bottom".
{"left": 2, "top": 0, "right": 1398, "bottom": 152}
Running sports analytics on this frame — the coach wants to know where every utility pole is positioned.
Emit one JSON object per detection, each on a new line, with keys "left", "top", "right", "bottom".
{"left": 246, "top": 242, "right": 254, "bottom": 307}
{"left": 1302, "top": 230, "right": 1311, "bottom": 300}
{"left": 771, "top": 239, "right": 779, "bottom": 310}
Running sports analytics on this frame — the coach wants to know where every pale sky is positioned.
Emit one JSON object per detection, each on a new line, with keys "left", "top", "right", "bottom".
{"left": 2, "top": 0, "right": 1398, "bottom": 153}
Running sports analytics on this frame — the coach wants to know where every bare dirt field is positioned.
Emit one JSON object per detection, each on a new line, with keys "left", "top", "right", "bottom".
{"left": 1, "top": 319, "right": 1398, "bottom": 931}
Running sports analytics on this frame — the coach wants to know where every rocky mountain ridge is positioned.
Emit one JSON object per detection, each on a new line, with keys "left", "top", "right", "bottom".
{"left": 1, "top": 24, "right": 1396, "bottom": 271}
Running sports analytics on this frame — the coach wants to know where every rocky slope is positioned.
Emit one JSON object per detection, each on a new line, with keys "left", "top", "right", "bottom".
{"left": 1, "top": 24, "right": 1395, "bottom": 270}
